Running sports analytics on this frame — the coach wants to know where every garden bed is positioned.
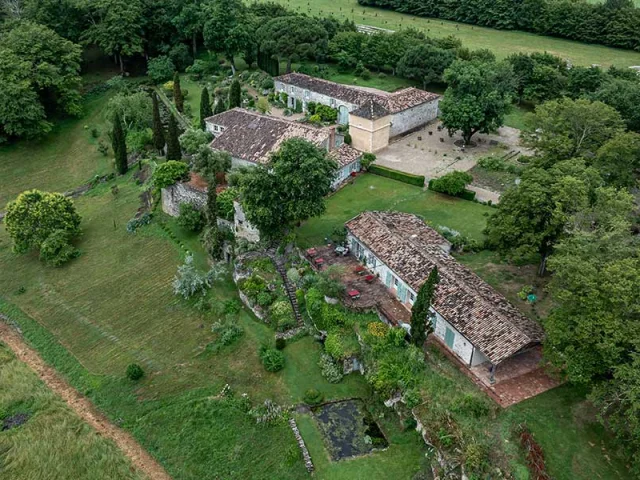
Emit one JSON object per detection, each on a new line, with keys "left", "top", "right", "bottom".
{"left": 312, "top": 399, "right": 388, "bottom": 460}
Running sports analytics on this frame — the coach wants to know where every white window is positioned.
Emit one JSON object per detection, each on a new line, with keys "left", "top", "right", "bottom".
{"left": 330, "top": 99, "right": 336, "bottom": 108}
{"left": 409, "top": 292, "right": 416, "bottom": 304}
{"left": 304, "top": 89, "right": 310, "bottom": 99}
{"left": 213, "top": 125, "right": 219, "bottom": 132}
{"left": 393, "top": 277, "right": 399, "bottom": 287}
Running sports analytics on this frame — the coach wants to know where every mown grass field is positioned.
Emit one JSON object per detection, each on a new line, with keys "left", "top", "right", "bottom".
{"left": 261, "top": 0, "right": 640, "bottom": 67}
{"left": 0, "top": 91, "right": 113, "bottom": 208}
{"left": 0, "top": 343, "right": 142, "bottom": 480}
{"left": 297, "top": 173, "right": 494, "bottom": 247}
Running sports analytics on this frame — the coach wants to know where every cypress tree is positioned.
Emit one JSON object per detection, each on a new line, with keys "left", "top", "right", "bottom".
{"left": 111, "top": 112, "right": 128, "bottom": 175}
{"left": 166, "top": 114, "right": 182, "bottom": 161}
{"left": 228, "top": 78, "right": 242, "bottom": 109}
{"left": 411, "top": 266, "right": 440, "bottom": 348}
{"left": 151, "top": 92, "right": 165, "bottom": 154}
{"left": 173, "top": 72, "right": 184, "bottom": 113}
{"left": 213, "top": 96, "right": 226, "bottom": 115}
{"left": 205, "top": 177, "right": 218, "bottom": 227}
{"left": 199, "top": 86, "right": 213, "bottom": 130}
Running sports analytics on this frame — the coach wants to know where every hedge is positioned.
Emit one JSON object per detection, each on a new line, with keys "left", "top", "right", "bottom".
{"left": 369, "top": 165, "right": 425, "bottom": 187}
{"left": 428, "top": 179, "right": 476, "bottom": 201}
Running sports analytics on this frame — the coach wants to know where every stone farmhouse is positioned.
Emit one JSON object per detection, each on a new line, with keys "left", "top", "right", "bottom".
{"left": 274, "top": 73, "right": 440, "bottom": 153}
{"left": 345, "top": 211, "right": 544, "bottom": 382}
{"left": 204, "top": 108, "right": 362, "bottom": 187}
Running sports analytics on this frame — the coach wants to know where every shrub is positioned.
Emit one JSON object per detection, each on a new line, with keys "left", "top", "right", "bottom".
{"left": 153, "top": 161, "right": 189, "bottom": 189}
{"left": 308, "top": 114, "right": 322, "bottom": 125}
{"left": 223, "top": 298, "right": 242, "bottom": 315}
{"left": 147, "top": 55, "right": 175, "bottom": 83}
{"left": 177, "top": 203, "right": 204, "bottom": 232}
{"left": 319, "top": 353, "right": 343, "bottom": 383}
{"left": 97, "top": 140, "right": 109, "bottom": 156}
{"left": 303, "top": 389, "right": 324, "bottom": 405}
{"left": 256, "top": 97, "right": 271, "bottom": 114}
{"left": 316, "top": 268, "right": 345, "bottom": 299}
{"left": 239, "top": 274, "right": 266, "bottom": 300}
{"left": 260, "top": 345, "right": 285, "bottom": 372}
{"left": 369, "top": 165, "right": 425, "bottom": 187}
{"left": 325, "top": 330, "right": 359, "bottom": 361}
{"left": 367, "top": 322, "right": 389, "bottom": 338}
{"left": 126, "top": 128, "right": 152, "bottom": 154}
{"left": 269, "top": 300, "right": 294, "bottom": 331}
{"left": 343, "top": 132, "right": 352, "bottom": 145}
{"left": 314, "top": 104, "right": 338, "bottom": 123}
{"left": 402, "top": 388, "right": 422, "bottom": 409}
{"left": 39, "top": 230, "right": 79, "bottom": 266}
{"left": 168, "top": 43, "right": 192, "bottom": 71}
{"left": 361, "top": 152, "right": 376, "bottom": 170}
{"left": 216, "top": 187, "right": 239, "bottom": 222}
{"left": 429, "top": 171, "right": 473, "bottom": 196}
{"left": 209, "top": 321, "right": 244, "bottom": 351}
{"left": 126, "top": 213, "right": 152, "bottom": 234}
{"left": 477, "top": 156, "right": 520, "bottom": 174}
{"left": 355, "top": 61, "right": 371, "bottom": 80}
{"left": 126, "top": 363, "right": 144, "bottom": 381}
{"left": 256, "top": 292, "right": 274, "bottom": 307}
{"left": 286, "top": 268, "right": 300, "bottom": 285}
{"left": 186, "top": 59, "right": 219, "bottom": 80}
{"left": 179, "top": 129, "right": 213, "bottom": 155}
{"left": 173, "top": 254, "right": 209, "bottom": 299}
{"left": 275, "top": 338, "right": 286, "bottom": 350}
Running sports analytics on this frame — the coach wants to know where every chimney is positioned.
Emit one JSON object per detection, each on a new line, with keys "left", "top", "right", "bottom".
{"left": 328, "top": 126, "right": 336, "bottom": 151}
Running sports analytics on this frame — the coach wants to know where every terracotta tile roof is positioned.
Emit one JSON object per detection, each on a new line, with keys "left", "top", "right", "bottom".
{"left": 329, "top": 144, "right": 362, "bottom": 167}
{"left": 345, "top": 211, "right": 544, "bottom": 364}
{"left": 351, "top": 100, "right": 389, "bottom": 120}
{"left": 204, "top": 109, "right": 330, "bottom": 165}
{"left": 275, "top": 73, "right": 439, "bottom": 114}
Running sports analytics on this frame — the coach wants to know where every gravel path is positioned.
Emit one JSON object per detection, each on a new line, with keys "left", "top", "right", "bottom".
{"left": 0, "top": 320, "right": 172, "bottom": 480}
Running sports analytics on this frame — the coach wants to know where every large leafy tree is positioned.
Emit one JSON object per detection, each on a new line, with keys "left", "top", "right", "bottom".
{"left": 439, "top": 60, "right": 515, "bottom": 145}
{"left": 22, "top": 0, "right": 87, "bottom": 42}
{"left": 592, "top": 77, "right": 640, "bottom": 133}
{"left": 484, "top": 160, "right": 600, "bottom": 275}
{"left": 544, "top": 188, "right": 639, "bottom": 472}
{"left": 203, "top": 0, "right": 249, "bottom": 73}
{"left": 82, "top": 0, "right": 144, "bottom": 72}
{"left": 172, "top": 0, "right": 205, "bottom": 57}
{"left": 0, "top": 21, "right": 82, "bottom": 140}
{"left": 397, "top": 44, "right": 455, "bottom": 89}
{"left": 521, "top": 98, "right": 625, "bottom": 164}
{"left": 4, "top": 190, "right": 82, "bottom": 254}
{"left": 238, "top": 139, "right": 337, "bottom": 240}
{"left": 595, "top": 132, "right": 640, "bottom": 188}
{"left": 410, "top": 267, "right": 439, "bottom": 348}
{"left": 257, "top": 16, "right": 329, "bottom": 73}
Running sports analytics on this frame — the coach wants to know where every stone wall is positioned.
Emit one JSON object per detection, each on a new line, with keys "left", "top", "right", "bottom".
{"left": 161, "top": 183, "right": 206, "bottom": 217}
{"left": 389, "top": 99, "right": 440, "bottom": 137}
{"left": 288, "top": 418, "right": 314, "bottom": 473}
{"left": 233, "top": 201, "right": 260, "bottom": 243}
{"left": 275, "top": 80, "right": 359, "bottom": 123}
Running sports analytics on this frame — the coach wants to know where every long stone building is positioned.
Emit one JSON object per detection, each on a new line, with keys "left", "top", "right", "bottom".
{"left": 345, "top": 211, "right": 544, "bottom": 382}
{"left": 274, "top": 73, "right": 440, "bottom": 152}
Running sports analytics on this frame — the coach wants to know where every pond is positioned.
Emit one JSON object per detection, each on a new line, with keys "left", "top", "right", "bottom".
{"left": 313, "top": 399, "right": 388, "bottom": 461}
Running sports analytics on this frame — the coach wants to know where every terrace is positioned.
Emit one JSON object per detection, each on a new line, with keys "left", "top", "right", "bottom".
{"left": 305, "top": 245, "right": 411, "bottom": 326}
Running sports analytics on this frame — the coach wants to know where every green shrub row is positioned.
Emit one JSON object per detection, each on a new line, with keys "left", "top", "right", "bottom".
{"left": 427, "top": 179, "right": 476, "bottom": 201}
{"left": 369, "top": 165, "right": 425, "bottom": 187}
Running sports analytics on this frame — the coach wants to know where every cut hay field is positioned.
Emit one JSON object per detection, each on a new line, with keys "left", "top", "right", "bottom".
{"left": 260, "top": 0, "right": 640, "bottom": 67}
{"left": 0, "top": 343, "right": 142, "bottom": 480}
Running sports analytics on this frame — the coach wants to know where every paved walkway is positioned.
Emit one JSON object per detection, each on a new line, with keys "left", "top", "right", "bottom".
{"left": 0, "top": 318, "right": 172, "bottom": 480}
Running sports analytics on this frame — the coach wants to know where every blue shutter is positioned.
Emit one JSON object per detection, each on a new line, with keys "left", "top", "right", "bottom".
{"left": 385, "top": 272, "right": 392, "bottom": 287}
{"left": 397, "top": 283, "right": 407, "bottom": 303}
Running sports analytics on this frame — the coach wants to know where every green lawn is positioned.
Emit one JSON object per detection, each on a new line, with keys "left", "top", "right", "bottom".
{"left": 0, "top": 343, "right": 142, "bottom": 480}
{"left": 0, "top": 91, "right": 113, "bottom": 209}
{"left": 297, "top": 173, "right": 493, "bottom": 247}
{"left": 261, "top": 0, "right": 640, "bottom": 67}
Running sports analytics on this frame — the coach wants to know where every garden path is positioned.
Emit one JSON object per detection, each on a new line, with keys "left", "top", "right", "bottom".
{"left": 0, "top": 318, "right": 172, "bottom": 480}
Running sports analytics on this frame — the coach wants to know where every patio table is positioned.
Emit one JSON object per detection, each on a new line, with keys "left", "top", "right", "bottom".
{"left": 314, "top": 258, "right": 325, "bottom": 266}
{"left": 354, "top": 265, "right": 366, "bottom": 275}
{"left": 364, "top": 275, "right": 375, "bottom": 283}
{"left": 348, "top": 289, "right": 361, "bottom": 299}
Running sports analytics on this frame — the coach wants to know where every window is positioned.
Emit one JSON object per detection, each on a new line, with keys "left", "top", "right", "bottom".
{"left": 393, "top": 277, "right": 399, "bottom": 287}
{"left": 304, "top": 90, "right": 310, "bottom": 99}
{"left": 409, "top": 292, "right": 416, "bottom": 303}
{"left": 330, "top": 98, "right": 336, "bottom": 108}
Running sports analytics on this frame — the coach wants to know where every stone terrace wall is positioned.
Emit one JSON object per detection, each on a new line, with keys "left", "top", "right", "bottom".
{"left": 161, "top": 183, "right": 206, "bottom": 217}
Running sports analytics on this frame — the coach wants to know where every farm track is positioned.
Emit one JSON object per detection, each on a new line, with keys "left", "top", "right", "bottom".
{"left": 0, "top": 319, "right": 172, "bottom": 480}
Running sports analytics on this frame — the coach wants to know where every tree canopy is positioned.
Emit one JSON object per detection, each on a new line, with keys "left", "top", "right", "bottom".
{"left": 397, "top": 44, "right": 455, "bottom": 89}
{"left": 237, "top": 139, "right": 337, "bottom": 240}
{"left": 439, "top": 59, "right": 515, "bottom": 145}
{"left": 0, "top": 21, "right": 82, "bottom": 140}
{"left": 203, "top": 0, "right": 249, "bottom": 71}
{"left": 5, "top": 190, "right": 82, "bottom": 255}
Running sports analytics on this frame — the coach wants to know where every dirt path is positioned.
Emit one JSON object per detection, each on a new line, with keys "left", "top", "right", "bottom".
{"left": 0, "top": 320, "right": 172, "bottom": 480}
